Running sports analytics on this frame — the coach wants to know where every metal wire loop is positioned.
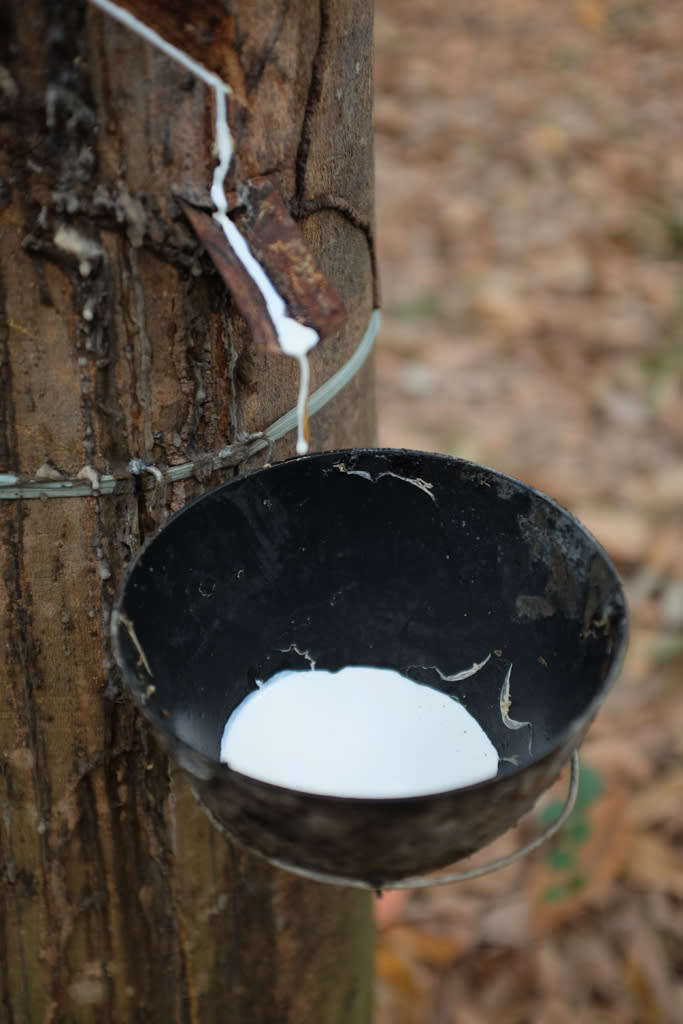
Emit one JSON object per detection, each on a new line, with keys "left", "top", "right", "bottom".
{"left": 265, "top": 751, "right": 581, "bottom": 891}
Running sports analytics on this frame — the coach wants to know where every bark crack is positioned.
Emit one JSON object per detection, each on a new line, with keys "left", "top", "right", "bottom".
{"left": 294, "top": 0, "right": 331, "bottom": 210}
{"left": 242, "top": 0, "right": 291, "bottom": 96}
{"left": 0, "top": 267, "right": 19, "bottom": 468}
{"left": 295, "top": 193, "right": 380, "bottom": 308}
{"left": 0, "top": 764, "right": 33, "bottom": 1022}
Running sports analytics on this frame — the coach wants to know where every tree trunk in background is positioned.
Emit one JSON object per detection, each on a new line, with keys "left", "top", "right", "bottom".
{"left": 0, "top": 2, "right": 376, "bottom": 1021}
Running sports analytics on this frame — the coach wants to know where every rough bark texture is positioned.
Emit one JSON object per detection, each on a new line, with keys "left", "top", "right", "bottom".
{"left": 0, "top": 2, "right": 376, "bottom": 1021}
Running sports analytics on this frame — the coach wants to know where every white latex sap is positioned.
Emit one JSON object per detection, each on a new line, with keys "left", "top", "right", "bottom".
{"left": 220, "top": 666, "right": 499, "bottom": 798}
{"left": 212, "top": 208, "right": 317, "bottom": 455}
{"left": 88, "top": 3, "right": 319, "bottom": 455}
{"left": 209, "top": 88, "right": 318, "bottom": 456}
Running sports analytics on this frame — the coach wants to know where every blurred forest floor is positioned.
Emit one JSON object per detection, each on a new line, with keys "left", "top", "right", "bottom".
{"left": 372, "top": 2, "right": 683, "bottom": 1022}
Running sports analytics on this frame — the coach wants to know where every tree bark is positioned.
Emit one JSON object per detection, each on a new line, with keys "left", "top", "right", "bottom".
{"left": 0, "top": 2, "right": 376, "bottom": 1022}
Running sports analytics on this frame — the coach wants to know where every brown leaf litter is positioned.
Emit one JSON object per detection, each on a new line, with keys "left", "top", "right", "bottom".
{"left": 374, "top": 2, "right": 683, "bottom": 1021}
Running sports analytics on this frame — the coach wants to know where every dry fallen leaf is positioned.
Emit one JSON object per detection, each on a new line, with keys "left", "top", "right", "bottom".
{"left": 529, "top": 788, "right": 631, "bottom": 935}
{"left": 625, "top": 834, "right": 683, "bottom": 900}
{"left": 627, "top": 773, "right": 683, "bottom": 830}
{"left": 381, "top": 923, "right": 466, "bottom": 970}
{"left": 573, "top": 0, "right": 606, "bottom": 33}
{"left": 374, "top": 944, "right": 432, "bottom": 1024}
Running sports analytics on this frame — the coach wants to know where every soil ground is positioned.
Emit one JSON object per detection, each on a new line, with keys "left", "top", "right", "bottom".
{"left": 372, "top": 3, "right": 683, "bottom": 1021}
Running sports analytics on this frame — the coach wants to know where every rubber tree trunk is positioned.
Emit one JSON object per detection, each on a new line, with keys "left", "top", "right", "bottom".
{"left": 0, "top": 2, "right": 376, "bottom": 1022}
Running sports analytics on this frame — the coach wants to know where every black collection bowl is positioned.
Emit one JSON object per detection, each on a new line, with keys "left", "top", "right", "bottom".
{"left": 112, "top": 449, "right": 628, "bottom": 886}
